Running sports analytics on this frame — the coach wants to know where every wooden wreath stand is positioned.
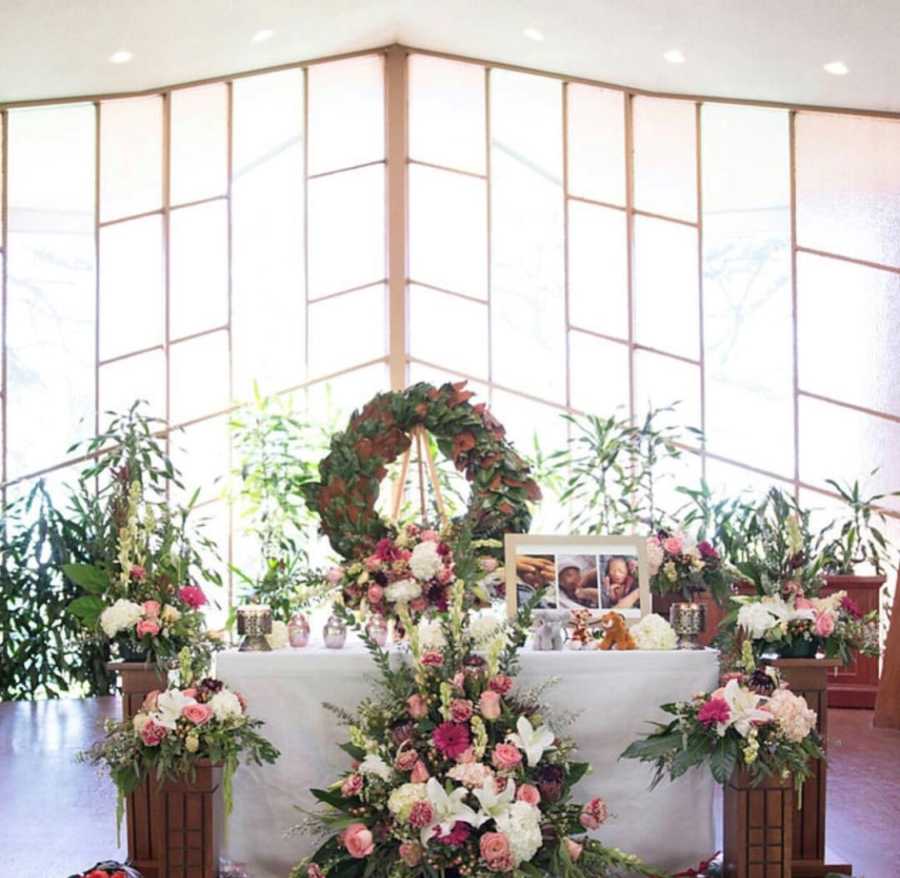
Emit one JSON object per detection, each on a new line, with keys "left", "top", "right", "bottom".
{"left": 108, "top": 662, "right": 223, "bottom": 878}
{"left": 772, "top": 659, "right": 851, "bottom": 877}
{"left": 390, "top": 424, "right": 449, "bottom": 528}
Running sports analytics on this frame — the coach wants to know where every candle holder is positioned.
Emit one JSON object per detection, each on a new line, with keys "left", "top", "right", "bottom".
{"left": 323, "top": 613, "right": 348, "bottom": 649}
{"left": 236, "top": 605, "right": 273, "bottom": 652}
{"left": 669, "top": 601, "right": 707, "bottom": 650}
{"left": 288, "top": 612, "right": 311, "bottom": 648}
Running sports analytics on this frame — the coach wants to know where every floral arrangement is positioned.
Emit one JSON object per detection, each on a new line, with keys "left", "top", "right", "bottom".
{"left": 66, "top": 473, "right": 221, "bottom": 673}
{"left": 646, "top": 530, "right": 732, "bottom": 602}
{"left": 730, "top": 589, "right": 879, "bottom": 663}
{"left": 79, "top": 669, "right": 279, "bottom": 835}
{"left": 67, "top": 863, "right": 142, "bottom": 878}
{"left": 621, "top": 661, "right": 824, "bottom": 795}
{"left": 289, "top": 560, "right": 664, "bottom": 878}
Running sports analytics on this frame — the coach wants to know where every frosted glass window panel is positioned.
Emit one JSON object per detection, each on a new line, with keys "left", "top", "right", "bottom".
{"left": 99, "top": 217, "right": 164, "bottom": 361}
{"left": 408, "top": 285, "right": 488, "bottom": 379}
{"left": 633, "top": 216, "right": 699, "bottom": 360}
{"left": 170, "top": 84, "right": 228, "bottom": 206}
{"left": 569, "top": 330, "right": 629, "bottom": 416}
{"left": 0, "top": 113, "right": 4, "bottom": 240}
{"left": 169, "top": 331, "right": 230, "bottom": 425}
{"left": 798, "top": 253, "right": 900, "bottom": 417}
{"left": 308, "top": 165, "right": 385, "bottom": 297}
{"left": 308, "top": 285, "right": 386, "bottom": 378}
{"left": 633, "top": 96, "right": 697, "bottom": 221}
{"left": 100, "top": 96, "right": 163, "bottom": 221}
{"left": 799, "top": 397, "right": 900, "bottom": 513}
{"left": 407, "top": 362, "right": 489, "bottom": 401}
{"left": 169, "top": 201, "right": 229, "bottom": 340}
{"left": 170, "top": 416, "right": 230, "bottom": 506}
{"left": 6, "top": 104, "right": 96, "bottom": 478}
{"left": 307, "top": 55, "right": 384, "bottom": 176}
{"left": 232, "top": 71, "right": 305, "bottom": 399}
{"left": 705, "top": 457, "right": 790, "bottom": 500}
{"left": 188, "top": 502, "right": 229, "bottom": 627}
{"left": 653, "top": 447, "right": 703, "bottom": 522}
{"left": 490, "top": 70, "right": 566, "bottom": 402}
{"left": 568, "top": 201, "right": 628, "bottom": 339}
{"left": 567, "top": 84, "right": 625, "bottom": 206}
{"left": 408, "top": 54, "right": 486, "bottom": 175}
{"left": 796, "top": 112, "right": 900, "bottom": 268}
{"left": 306, "top": 362, "right": 390, "bottom": 427}
{"left": 99, "top": 349, "right": 165, "bottom": 420}
{"left": 409, "top": 164, "right": 487, "bottom": 298}
{"left": 634, "top": 350, "right": 702, "bottom": 437}
{"left": 702, "top": 104, "right": 793, "bottom": 476}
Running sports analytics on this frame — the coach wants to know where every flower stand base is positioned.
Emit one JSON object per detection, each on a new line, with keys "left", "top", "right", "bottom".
{"left": 108, "top": 662, "right": 170, "bottom": 878}
{"left": 723, "top": 770, "right": 792, "bottom": 878}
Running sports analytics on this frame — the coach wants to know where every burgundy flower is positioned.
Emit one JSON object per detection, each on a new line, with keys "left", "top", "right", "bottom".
{"left": 841, "top": 595, "right": 863, "bottom": 619}
{"left": 374, "top": 538, "right": 399, "bottom": 562}
{"left": 391, "top": 722, "right": 415, "bottom": 746}
{"left": 432, "top": 721, "right": 471, "bottom": 760}
{"left": 433, "top": 820, "right": 471, "bottom": 846}
{"left": 421, "top": 651, "right": 444, "bottom": 668}
{"left": 488, "top": 675, "right": 514, "bottom": 695}
{"left": 697, "top": 697, "right": 730, "bottom": 727}
{"left": 537, "top": 764, "right": 564, "bottom": 803}
{"left": 697, "top": 541, "right": 718, "bottom": 560}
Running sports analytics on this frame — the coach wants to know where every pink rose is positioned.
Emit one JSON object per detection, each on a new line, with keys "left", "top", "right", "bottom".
{"left": 480, "top": 832, "right": 513, "bottom": 871}
{"left": 142, "top": 600, "right": 161, "bottom": 618}
{"left": 308, "top": 865, "right": 325, "bottom": 878}
{"left": 408, "top": 800, "right": 435, "bottom": 828}
{"left": 140, "top": 719, "right": 167, "bottom": 746}
{"left": 410, "top": 760, "right": 430, "bottom": 783}
{"left": 341, "top": 773, "right": 364, "bottom": 797}
{"left": 480, "top": 557, "right": 499, "bottom": 573}
{"left": 814, "top": 612, "right": 835, "bottom": 637}
{"left": 663, "top": 535, "right": 684, "bottom": 555}
{"left": 399, "top": 842, "right": 423, "bottom": 866}
{"left": 342, "top": 823, "right": 374, "bottom": 859}
{"left": 491, "top": 743, "right": 523, "bottom": 771}
{"left": 365, "top": 555, "right": 381, "bottom": 571}
{"left": 407, "top": 693, "right": 428, "bottom": 720}
{"left": 181, "top": 703, "right": 214, "bottom": 726}
{"left": 326, "top": 566, "right": 345, "bottom": 583}
{"left": 178, "top": 585, "right": 207, "bottom": 608}
{"left": 479, "top": 690, "right": 502, "bottom": 721}
{"left": 450, "top": 699, "right": 474, "bottom": 723}
{"left": 420, "top": 529, "right": 439, "bottom": 542}
{"left": 141, "top": 690, "right": 160, "bottom": 711}
{"left": 517, "top": 783, "right": 541, "bottom": 805}
{"left": 130, "top": 565, "right": 146, "bottom": 581}
{"left": 421, "top": 651, "right": 444, "bottom": 667}
{"left": 454, "top": 747, "right": 475, "bottom": 764}
{"left": 394, "top": 750, "right": 419, "bottom": 772}
{"left": 580, "top": 797, "right": 609, "bottom": 830}
{"left": 564, "top": 838, "right": 583, "bottom": 862}
{"left": 136, "top": 619, "right": 160, "bottom": 638}
{"left": 367, "top": 584, "right": 384, "bottom": 604}
{"left": 488, "top": 675, "right": 513, "bottom": 695}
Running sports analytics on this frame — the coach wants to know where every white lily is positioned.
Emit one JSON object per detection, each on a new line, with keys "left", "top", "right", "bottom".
{"left": 507, "top": 716, "right": 555, "bottom": 766}
{"left": 359, "top": 753, "right": 393, "bottom": 782}
{"left": 421, "top": 777, "right": 480, "bottom": 847}
{"left": 721, "top": 678, "right": 772, "bottom": 738}
{"left": 154, "top": 689, "right": 197, "bottom": 730}
{"left": 473, "top": 778, "right": 516, "bottom": 826}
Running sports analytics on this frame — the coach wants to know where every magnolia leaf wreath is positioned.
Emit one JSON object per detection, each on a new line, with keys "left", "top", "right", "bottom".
{"left": 303, "top": 381, "right": 541, "bottom": 562}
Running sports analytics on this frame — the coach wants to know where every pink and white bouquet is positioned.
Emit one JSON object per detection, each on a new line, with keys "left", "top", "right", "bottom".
{"left": 290, "top": 579, "right": 663, "bottom": 878}
{"left": 622, "top": 666, "right": 824, "bottom": 794}
{"left": 647, "top": 530, "right": 733, "bottom": 602}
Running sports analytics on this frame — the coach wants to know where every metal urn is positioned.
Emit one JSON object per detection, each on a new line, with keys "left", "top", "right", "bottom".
{"left": 669, "top": 601, "right": 707, "bottom": 650}
{"left": 236, "top": 605, "right": 273, "bottom": 652}
{"left": 323, "top": 612, "right": 348, "bottom": 649}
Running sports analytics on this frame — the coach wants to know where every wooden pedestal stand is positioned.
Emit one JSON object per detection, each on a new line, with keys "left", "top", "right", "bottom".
{"left": 874, "top": 571, "right": 900, "bottom": 730}
{"left": 773, "top": 659, "right": 851, "bottom": 877}
{"left": 723, "top": 770, "right": 793, "bottom": 878}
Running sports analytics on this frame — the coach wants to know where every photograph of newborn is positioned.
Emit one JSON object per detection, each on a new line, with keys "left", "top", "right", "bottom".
{"left": 514, "top": 554, "right": 558, "bottom": 608}
{"left": 599, "top": 553, "right": 641, "bottom": 614}
{"left": 556, "top": 554, "right": 600, "bottom": 610}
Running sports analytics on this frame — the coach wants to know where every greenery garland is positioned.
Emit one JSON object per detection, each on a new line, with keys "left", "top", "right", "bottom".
{"left": 303, "top": 381, "right": 541, "bottom": 561}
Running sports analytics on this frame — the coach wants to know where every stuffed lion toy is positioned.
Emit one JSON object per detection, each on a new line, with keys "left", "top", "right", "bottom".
{"left": 596, "top": 611, "right": 636, "bottom": 651}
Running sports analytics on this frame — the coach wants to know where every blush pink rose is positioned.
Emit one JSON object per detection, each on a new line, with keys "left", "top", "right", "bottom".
{"left": 491, "top": 743, "right": 523, "bottom": 772}
{"left": 140, "top": 719, "right": 167, "bottom": 746}
{"left": 662, "top": 535, "right": 684, "bottom": 555}
{"left": 142, "top": 600, "right": 160, "bottom": 618}
{"left": 398, "top": 842, "right": 422, "bottom": 867}
{"left": 136, "top": 619, "right": 160, "bottom": 638}
{"left": 341, "top": 773, "right": 364, "bottom": 797}
{"left": 479, "top": 690, "right": 502, "bottom": 721}
{"left": 407, "top": 693, "right": 428, "bottom": 720}
{"left": 814, "top": 612, "right": 835, "bottom": 637}
{"left": 454, "top": 747, "right": 475, "bottom": 764}
{"left": 480, "top": 832, "right": 513, "bottom": 871}
{"left": 367, "top": 584, "right": 384, "bottom": 604}
{"left": 394, "top": 750, "right": 419, "bottom": 772}
{"left": 410, "top": 760, "right": 430, "bottom": 783}
{"left": 420, "top": 529, "right": 440, "bottom": 542}
{"left": 326, "top": 566, "right": 345, "bottom": 583}
{"left": 564, "top": 838, "right": 583, "bottom": 862}
{"left": 342, "top": 823, "right": 374, "bottom": 858}
{"left": 517, "top": 783, "right": 541, "bottom": 805}
{"left": 141, "top": 690, "right": 160, "bottom": 711}
{"left": 181, "top": 703, "right": 214, "bottom": 726}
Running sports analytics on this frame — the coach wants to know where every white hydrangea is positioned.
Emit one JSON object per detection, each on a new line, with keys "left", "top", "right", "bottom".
{"left": 418, "top": 617, "right": 447, "bottom": 650}
{"left": 99, "top": 598, "right": 144, "bottom": 638}
{"left": 209, "top": 689, "right": 243, "bottom": 722}
{"left": 387, "top": 782, "right": 428, "bottom": 820}
{"left": 385, "top": 578, "right": 422, "bottom": 603}
{"left": 410, "top": 541, "right": 443, "bottom": 580}
{"left": 631, "top": 613, "right": 677, "bottom": 650}
{"left": 266, "top": 620, "right": 289, "bottom": 650}
{"left": 494, "top": 801, "right": 543, "bottom": 865}
{"left": 467, "top": 612, "right": 508, "bottom": 648}
{"left": 737, "top": 601, "right": 779, "bottom": 640}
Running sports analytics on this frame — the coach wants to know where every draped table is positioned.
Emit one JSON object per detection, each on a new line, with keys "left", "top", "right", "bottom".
{"left": 216, "top": 642, "right": 719, "bottom": 877}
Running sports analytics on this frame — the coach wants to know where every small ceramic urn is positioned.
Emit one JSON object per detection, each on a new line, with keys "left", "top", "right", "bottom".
{"left": 288, "top": 612, "right": 311, "bottom": 648}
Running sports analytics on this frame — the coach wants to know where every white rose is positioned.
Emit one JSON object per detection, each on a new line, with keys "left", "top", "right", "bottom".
{"left": 100, "top": 599, "right": 144, "bottom": 638}
{"left": 385, "top": 578, "right": 422, "bottom": 603}
{"left": 737, "top": 602, "right": 778, "bottom": 640}
{"left": 209, "top": 689, "right": 243, "bottom": 722}
{"left": 266, "top": 620, "right": 289, "bottom": 650}
{"left": 410, "top": 541, "right": 443, "bottom": 580}
{"left": 631, "top": 614, "right": 677, "bottom": 650}
{"left": 494, "top": 801, "right": 542, "bottom": 865}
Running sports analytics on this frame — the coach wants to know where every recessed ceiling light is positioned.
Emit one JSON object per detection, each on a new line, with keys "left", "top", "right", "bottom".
{"left": 252, "top": 29, "right": 275, "bottom": 43}
{"left": 523, "top": 27, "right": 544, "bottom": 42}
{"left": 109, "top": 50, "right": 133, "bottom": 64}
{"left": 663, "top": 49, "right": 686, "bottom": 64}
{"left": 823, "top": 60, "right": 849, "bottom": 75}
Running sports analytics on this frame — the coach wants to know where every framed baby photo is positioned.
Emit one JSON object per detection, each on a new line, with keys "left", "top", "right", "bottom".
{"left": 503, "top": 534, "right": 650, "bottom": 622}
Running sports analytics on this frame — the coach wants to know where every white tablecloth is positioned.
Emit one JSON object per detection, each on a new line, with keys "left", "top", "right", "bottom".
{"left": 216, "top": 641, "right": 719, "bottom": 877}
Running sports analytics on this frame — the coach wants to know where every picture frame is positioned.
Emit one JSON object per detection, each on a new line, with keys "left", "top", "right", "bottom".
{"left": 504, "top": 534, "right": 650, "bottom": 622}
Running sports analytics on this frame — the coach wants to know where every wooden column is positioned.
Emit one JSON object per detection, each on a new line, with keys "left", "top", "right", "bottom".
{"left": 773, "top": 659, "right": 851, "bottom": 877}
{"left": 108, "top": 661, "right": 169, "bottom": 878}
{"left": 723, "top": 770, "right": 793, "bottom": 878}
{"left": 874, "top": 571, "right": 900, "bottom": 729}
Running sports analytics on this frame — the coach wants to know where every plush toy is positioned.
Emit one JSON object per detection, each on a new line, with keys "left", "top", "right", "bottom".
{"left": 532, "top": 610, "right": 568, "bottom": 650}
{"left": 596, "top": 611, "right": 636, "bottom": 651}
{"left": 568, "top": 608, "right": 595, "bottom": 649}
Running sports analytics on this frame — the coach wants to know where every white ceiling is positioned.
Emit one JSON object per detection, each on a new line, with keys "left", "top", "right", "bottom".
{"left": 2, "top": 0, "right": 899, "bottom": 112}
